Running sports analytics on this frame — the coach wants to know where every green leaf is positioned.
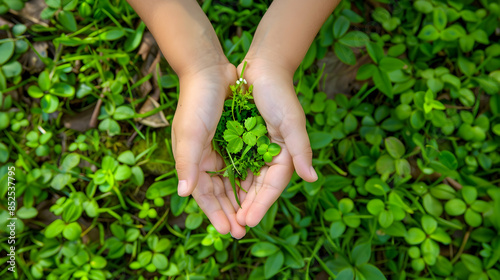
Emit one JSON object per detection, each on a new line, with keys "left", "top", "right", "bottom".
{"left": 0, "top": 142, "right": 9, "bottom": 163}
{"left": 414, "top": 0, "right": 433, "bottom": 13}
{"left": 264, "top": 251, "right": 284, "bottom": 279}
{"left": 309, "top": 132, "right": 334, "bottom": 150}
{"left": 365, "top": 177, "right": 390, "bottom": 196}
{"left": 324, "top": 208, "right": 342, "bottom": 222}
{"left": 51, "top": 174, "right": 71, "bottom": 190}
{"left": 226, "top": 121, "right": 244, "bottom": 135}
{"left": 385, "top": 137, "right": 405, "bottom": 159}
{"left": 338, "top": 198, "right": 354, "bottom": 214}
{"left": 251, "top": 242, "right": 279, "bottom": 257}
{"left": 0, "top": 41, "right": 15, "bottom": 65}
{"left": 41, "top": 94, "right": 59, "bottom": 113}
{"left": 379, "top": 209, "right": 394, "bottom": 228}
{"left": 367, "top": 199, "right": 385, "bottom": 216}
{"left": 422, "top": 215, "right": 437, "bottom": 234}
{"left": 114, "top": 165, "right": 132, "bottom": 181}
{"left": 356, "top": 63, "right": 377, "bottom": 80}
{"left": 28, "top": 86, "right": 44, "bottom": 98}
{"left": 465, "top": 208, "right": 482, "bottom": 227}
{"left": 49, "top": 83, "right": 75, "bottom": 97}
{"left": 2, "top": 61, "right": 22, "bottom": 77}
{"left": 445, "top": 199, "right": 466, "bottom": 216}
{"left": 114, "top": 106, "right": 135, "bottom": 120}
{"left": 458, "top": 56, "right": 476, "bottom": 77}
{"left": 16, "top": 206, "right": 38, "bottom": 219}
{"left": 138, "top": 251, "right": 153, "bottom": 267}
{"left": 441, "top": 26, "right": 463, "bottom": 41}
{"left": 433, "top": 8, "right": 447, "bottom": 30}
{"left": 336, "top": 268, "right": 354, "bottom": 280}
{"left": 99, "top": 28, "right": 126, "bottom": 41}
{"left": 90, "top": 256, "right": 107, "bottom": 270}
{"left": 373, "top": 68, "right": 393, "bottom": 98}
{"left": 0, "top": 71, "right": 6, "bottom": 90}
{"left": 333, "top": 16, "right": 350, "bottom": 38}
{"left": 267, "top": 143, "right": 281, "bottom": 157}
{"left": 330, "top": 221, "right": 346, "bottom": 238}
{"left": 405, "top": 228, "right": 426, "bottom": 245}
{"left": 245, "top": 117, "right": 257, "bottom": 131}
{"left": 461, "top": 254, "right": 483, "bottom": 273}
{"left": 376, "top": 154, "right": 395, "bottom": 175}
{"left": 58, "top": 10, "right": 77, "bottom": 32}
{"left": 462, "top": 186, "right": 478, "bottom": 205}
{"left": 45, "top": 219, "right": 65, "bottom": 238}
{"left": 492, "top": 124, "right": 500, "bottom": 136}
{"left": 366, "top": 42, "right": 384, "bottom": 64}
{"left": 338, "top": 31, "right": 369, "bottom": 47}
{"left": 263, "top": 152, "right": 273, "bottom": 163}
{"left": 352, "top": 242, "right": 371, "bottom": 266}
{"left": 334, "top": 42, "right": 356, "bottom": 65}
{"left": 224, "top": 131, "right": 243, "bottom": 154}
{"left": 61, "top": 153, "right": 80, "bottom": 172}
{"left": 430, "top": 228, "right": 451, "bottom": 245}
{"left": 387, "top": 44, "right": 406, "bottom": 57}
{"left": 63, "top": 222, "right": 82, "bottom": 241}
{"left": 242, "top": 132, "right": 257, "bottom": 146}
{"left": 358, "top": 264, "right": 387, "bottom": 280}
{"left": 379, "top": 57, "right": 406, "bottom": 72}
{"left": 117, "top": 151, "right": 135, "bottom": 165}
{"left": 98, "top": 118, "right": 121, "bottom": 136}
{"left": 250, "top": 124, "right": 267, "bottom": 137}
{"left": 185, "top": 213, "right": 203, "bottom": 230}
{"left": 152, "top": 254, "right": 168, "bottom": 270}
{"left": 344, "top": 113, "right": 358, "bottom": 134}
{"left": 418, "top": 25, "right": 440, "bottom": 41}
{"left": 124, "top": 21, "right": 146, "bottom": 52}
{"left": 471, "top": 29, "right": 489, "bottom": 45}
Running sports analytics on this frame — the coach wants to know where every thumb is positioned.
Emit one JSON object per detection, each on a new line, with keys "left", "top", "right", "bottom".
{"left": 280, "top": 115, "right": 317, "bottom": 183}
{"left": 172, "top": 124, "right": 204, "bottom": 197}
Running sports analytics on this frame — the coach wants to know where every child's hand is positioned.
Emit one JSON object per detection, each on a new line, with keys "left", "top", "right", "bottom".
{"left": 172, "top": 63, "right": 247, "bottom": 238}
{"left": 235, "top": 60, "right": 318, "bottom": 227}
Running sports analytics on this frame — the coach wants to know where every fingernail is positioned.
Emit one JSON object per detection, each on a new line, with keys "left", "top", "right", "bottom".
{"left": 310, "top": 166, "right": 318, "bottom": 181}
{"left": 178, "top": 180, "right": 187, "bottom": 196}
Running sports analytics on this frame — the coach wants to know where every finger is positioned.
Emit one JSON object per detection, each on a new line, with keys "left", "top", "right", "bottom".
{"left": 236, "top": 167, "right": 268, "bottom": 226}
{"left": 222, "top": 176, "right": 240, "bottom": 212}
{"left": 245, "top": 163, "right": 293, "bottom": 227}
{"left": 192, "top": 173, "right": 230, "bottom": 234}
{"left": 238, "top": 171, "right": 254, "bottom": 204}
{"left": 279, "top": 115, "right": 317, "bottom": 182}
{"left": 172, "top": 118, "right": 206, "bottom": 197}
{"left": 213, "top": 177, "right": 247, "bottom": 239}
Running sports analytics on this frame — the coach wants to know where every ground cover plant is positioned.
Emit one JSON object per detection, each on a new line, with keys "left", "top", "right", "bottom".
{"left": 0, "top": 0, "right": 499, "bottom": 279}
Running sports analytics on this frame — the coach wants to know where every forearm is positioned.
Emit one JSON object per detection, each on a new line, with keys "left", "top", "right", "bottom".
{"left": 127, "top": 0, "right": 228, "bottom": 77}
{"left": 246, "top": 0, "right": 341, "bottom": 73}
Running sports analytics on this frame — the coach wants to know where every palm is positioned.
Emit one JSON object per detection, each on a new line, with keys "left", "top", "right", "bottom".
{"left": 235, "top": 62, "right": 317, "bottom": 227}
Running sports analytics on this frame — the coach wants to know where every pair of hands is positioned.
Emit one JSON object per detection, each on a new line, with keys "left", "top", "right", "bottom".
{"left": 171, "top": 59, "right": 317, "bottom": 239}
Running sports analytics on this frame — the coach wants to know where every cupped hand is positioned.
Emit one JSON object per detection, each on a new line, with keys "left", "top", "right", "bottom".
{"left": 235, "top": 59, "right": 318, "bottom": 227}
{"left": 171, "top": 63, "right": 247, "bottom": 238}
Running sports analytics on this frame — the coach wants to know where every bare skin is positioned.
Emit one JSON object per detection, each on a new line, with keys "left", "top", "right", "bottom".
{"left": 127, "top": 0, "right": 341, "bottom": 237}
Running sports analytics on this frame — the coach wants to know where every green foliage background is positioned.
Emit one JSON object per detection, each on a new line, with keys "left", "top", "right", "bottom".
{"left": 1, "top": 0, "right": 500, "bottom": 279}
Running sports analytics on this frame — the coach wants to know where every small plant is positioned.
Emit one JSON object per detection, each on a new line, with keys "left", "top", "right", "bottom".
{"left": 209, "top": 62, "right": 281, "bottom": 206}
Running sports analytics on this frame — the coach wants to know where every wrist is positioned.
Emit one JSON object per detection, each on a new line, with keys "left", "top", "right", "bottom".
{"left": 238, "top": 57, "right": 294, "bottom": 86}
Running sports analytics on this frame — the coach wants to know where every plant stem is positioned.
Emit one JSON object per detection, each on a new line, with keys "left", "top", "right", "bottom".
{"left": 451, "top": 228, "right": 471, "bottom": 264}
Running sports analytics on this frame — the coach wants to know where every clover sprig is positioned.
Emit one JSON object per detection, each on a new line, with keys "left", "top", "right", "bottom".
{"left": 210, "top": 62, "right": 281, "bottom": 206}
